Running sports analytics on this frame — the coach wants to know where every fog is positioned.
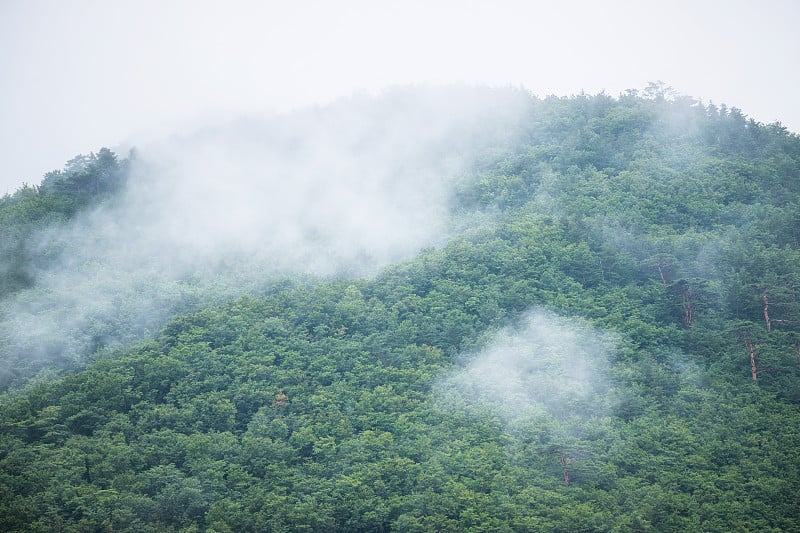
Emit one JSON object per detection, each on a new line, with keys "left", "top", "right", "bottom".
{"left": 3, "top": 1, "right": 798, "bottom": 195}
{"left": 0, "top": 86, "right": 532, "bottom": 389}
{"left": 130, "top": 87, "right": 530, "bottom": 272}
{"left": 435, "top": 309, "right": 618, "bottom": 433}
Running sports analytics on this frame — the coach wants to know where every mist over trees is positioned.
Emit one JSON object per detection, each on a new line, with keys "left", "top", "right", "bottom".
{"left": 2, "top": 86, "right": 800, "bottom": 531}
{"left": 0, "top": 87, "right": 531, "bottom": 392}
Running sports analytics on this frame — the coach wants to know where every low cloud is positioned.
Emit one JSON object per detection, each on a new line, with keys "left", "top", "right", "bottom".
{"left": 435, "top": 308, "right": 618, "bottom": 431}
{"left": 0, "top": 85, "right": 532, "bottom": 389}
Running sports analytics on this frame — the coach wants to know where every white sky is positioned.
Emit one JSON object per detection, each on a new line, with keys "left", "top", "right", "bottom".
{"left": 1, "top": 0, "right": 798, "bottom": 194}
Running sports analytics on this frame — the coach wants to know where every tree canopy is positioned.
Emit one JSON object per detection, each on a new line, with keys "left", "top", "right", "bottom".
{"left": 2, "top": 88, "right": 800, "bottom": 531}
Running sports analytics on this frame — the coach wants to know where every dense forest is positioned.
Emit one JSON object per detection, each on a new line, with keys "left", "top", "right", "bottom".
{"left": 2, "top": 86, "right": 800, "bottom": 531}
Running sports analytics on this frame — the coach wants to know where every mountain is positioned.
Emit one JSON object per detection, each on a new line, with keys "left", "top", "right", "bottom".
{"left": 1, "top": 86, "right": 800, "bottom": 531}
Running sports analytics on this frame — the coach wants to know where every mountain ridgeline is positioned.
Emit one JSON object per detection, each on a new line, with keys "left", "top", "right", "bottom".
{"left": 0, "top": 148, "right": 128, "bottom": 298}
{"left": 1, "top": 87, "right": 800, "bottom": 531}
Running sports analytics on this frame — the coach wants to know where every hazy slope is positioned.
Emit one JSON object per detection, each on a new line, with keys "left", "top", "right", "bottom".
{"left": 1, "top": 87, "right": 800, "bottom": 532}
{"left": 0, "top": 86, "right": 531, "bottom": 391}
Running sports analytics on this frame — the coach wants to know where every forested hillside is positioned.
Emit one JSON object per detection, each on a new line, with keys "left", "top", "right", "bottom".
{"left": 0, "top": 148, "right": 128, "bottom": 299}
{"left": 2, "top": 87, "right": 800, "bottom": 531}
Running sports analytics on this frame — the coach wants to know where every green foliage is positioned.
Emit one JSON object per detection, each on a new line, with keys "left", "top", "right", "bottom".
{"left": 2, "top": 90, "right": 800, "bottom": 531}
{"left": 0, "top": 148, "right": 129, "bottom": 299}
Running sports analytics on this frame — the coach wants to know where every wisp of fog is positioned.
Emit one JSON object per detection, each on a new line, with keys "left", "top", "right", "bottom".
{"left": 435, "top": 308, "right": 618, "bottom": 432}
{"left": 0, "top": 86, "right": 532, "bottom": 389}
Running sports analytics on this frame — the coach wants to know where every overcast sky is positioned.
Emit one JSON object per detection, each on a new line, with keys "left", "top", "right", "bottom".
{"left": 1, "top": 0, "right": 798, "bottom": 194}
